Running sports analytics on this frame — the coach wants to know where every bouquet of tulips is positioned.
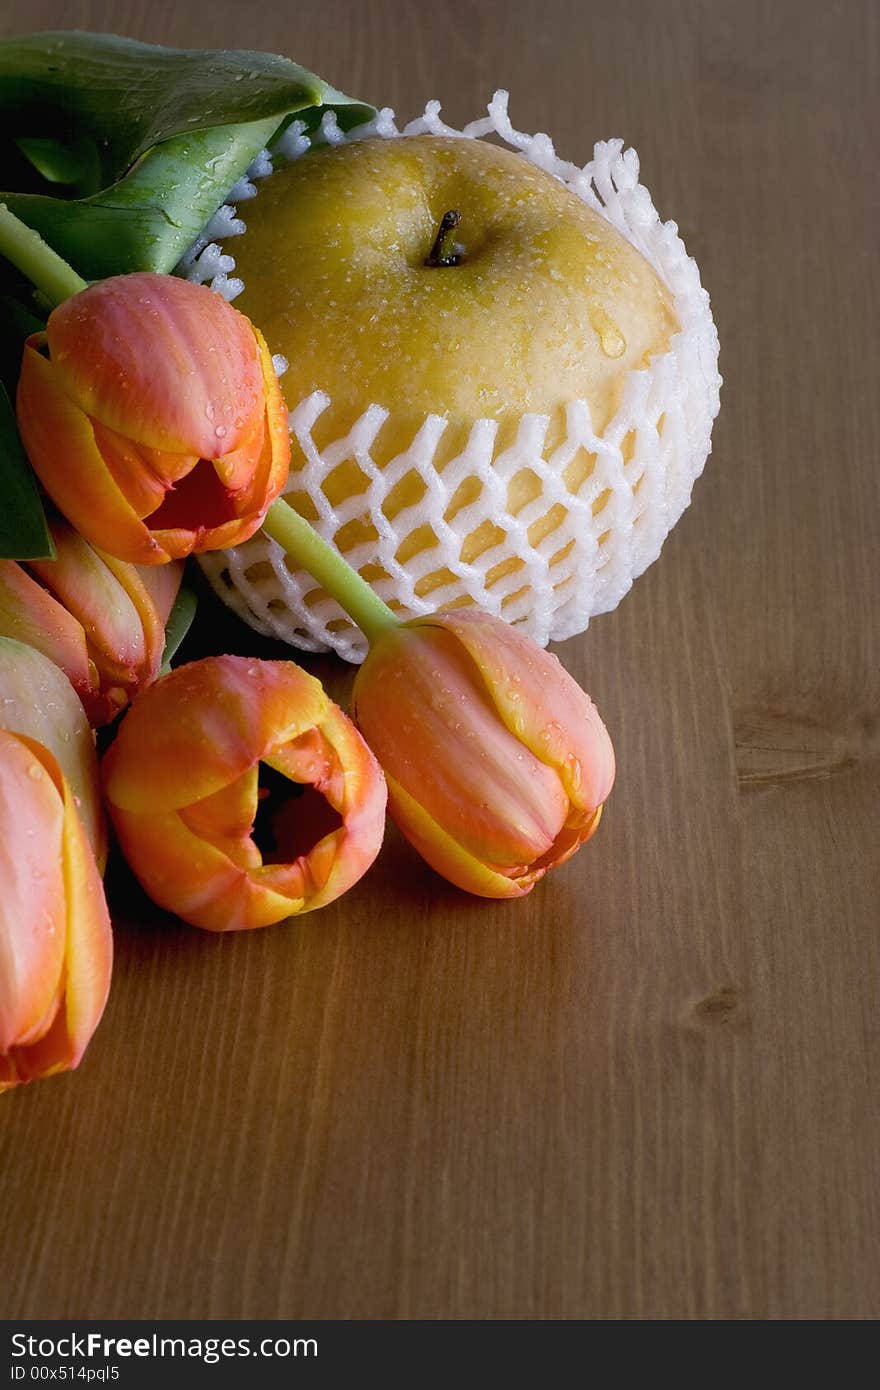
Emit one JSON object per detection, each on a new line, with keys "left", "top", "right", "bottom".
{"left": 0, "top": 34, "right": 615, "bottom": 1093}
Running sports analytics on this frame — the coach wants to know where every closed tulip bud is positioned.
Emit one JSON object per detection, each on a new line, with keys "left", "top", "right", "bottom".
{"left": 0, "top": 640, "right": 112, "bottom": 1093}
{"left": 17, "top": 272, "right": 290, "bottom": 565}
{"left": 0, "top": 518, "right": 182, "bottom": 726}
{"left": 352, "top": 611, "right": 615, "bottom": 899}
{"left": 0, "top": 636, "right": 106, "bottom": 864}
{"left": 102, "top": 655, "right": 386, "bottom": 931}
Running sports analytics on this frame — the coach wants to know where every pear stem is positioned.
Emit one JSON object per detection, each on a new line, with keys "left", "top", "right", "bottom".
{"left": 425, "top": 209, "right": 462, "bottom": 267}
{"left": 0, "top": 204, "right": 88, "bottom": 307}
{"left": 263, "top": 498, "right": 400, "bottom": 646}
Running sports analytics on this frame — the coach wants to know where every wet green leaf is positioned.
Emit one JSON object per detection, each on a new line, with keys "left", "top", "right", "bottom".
{"left": 0, "top": 290, "right": 44, "bottom": 393}
{"left": 0, "top": 381, "right": 54, "bottom": 560}
{"left": 0, "top": 32, "right": 375, "bottom": 277}
{"left": 160, "top": 586, "right": 198, "bottom": 673}
{"left": 16, "top": 135, "right": 100, "bottom": 192}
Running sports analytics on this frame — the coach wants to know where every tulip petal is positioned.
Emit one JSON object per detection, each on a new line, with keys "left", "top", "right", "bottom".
{"left": 103, "top": 656, "right": 327, "bottom": 814}
{"left": 100, "top": 552, "right": 183, "bottom": 686}
{"left": 148, "top": 515, "right": 252, "bottom": 561}
{"left": 58, "top": 791, "right": 113, "bottom": 1071}
{"left": 19, "top": 521, "right": 179, "bottom": 727}
{"left": 263, "top": 703, "right": 387, "bottom": 912}
{"left": 254, "top": 326, "right": 292, "bottom": 506}
{"left": 134, "top": 558, "right": 184, "bottom": 629}
{"left": 353, "top": 624, "right": 568, "bottom": 868}
{"left": 18, "top": 286, "right": 289, "bottom": 569}
{"left": 146, "top": 330, "right": 289, "bottom": 558}
{"left": 29, "top": 521, "right": 146, "bottom": 682}
{"left": 527, "top": 804, "right": 604, "bottom": 881}
{"left": 91, "top": 420, "right": 170, "bottom": 520}
{"left": 1, "top": 738, "right": 112, "bottom": 1087}
{"left": 304, "top": 705, "right": 386, "bottom": 909}
{"left": 136, "top": 444, "right": 202, "bottom": 487}
{"left": 264, "top": 726, "right": 332, "bottom": 790}
{"left": 424, "top": 611, "right": 616, "bottom": 815}
{"left": 0, "top": 560, "right": 93, "bottom": 708}
{"left": 0, "top": 731, "right": 66, "bottom": 1055}
{"left": 47, "top": 274, "right": 264, "bottom": 457}
{"left": 145, "top": 457, "right": 278, "bottom": 561}
{"left": 385, "top": 773, "right": 541, "bottom": 900}
{"left": 180, "top": 765, "right": 262, "bottom": 871}
{"left": 145, "top": 458, "right": 245, "bottom": 539}
{"left": 0, "top": 638, "right": 106, "bottom": 866}
{"left": 104, "top": 657, "right": 385, "bottom": 931}
{"left": 109, "top": 802, "right": 305, "bottom": 932}
{"left": 213, "top": 417, "right": 266, "bottom": 494}
{"left": 17, "top": 341, "right": 167, "bottom": 565}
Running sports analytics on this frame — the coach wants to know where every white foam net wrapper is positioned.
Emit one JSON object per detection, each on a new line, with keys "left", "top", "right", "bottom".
{"left": 186, "top": 92, "right": 721, "bottom": 663}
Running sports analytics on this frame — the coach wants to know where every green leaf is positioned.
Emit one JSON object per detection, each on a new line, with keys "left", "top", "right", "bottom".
{"left": 0, "top": 292, "right": 44, "bottom": 393}
{"left": 16, "top": 136, "right": 100, "bottom": 192}
{"left": 0, "top": 31, "right": 375, "bottom": 183}
{"left": 0, "top": 32, "right": 375, "bottom": 278}
{"left": 2, "top": 121, "right": 280, "bottom": 278}
{"left": 160, "top": 586, "right": 198, "bottom": 673}
{"left": 0, "top": 381, "right": 54, "bottom": 560}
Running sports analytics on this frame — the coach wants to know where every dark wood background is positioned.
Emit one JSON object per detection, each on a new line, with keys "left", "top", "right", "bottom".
{"left": 1, "top": 0, "right": 877, "bottom": 1320}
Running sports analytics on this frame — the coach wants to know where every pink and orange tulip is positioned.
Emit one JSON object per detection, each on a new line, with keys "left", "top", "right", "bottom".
{"left": 0, "top": 517, "right": 182, "bottom": 726}
{"left": 0, "top": 640, "right": 112, "bottom": 1093}
{"left": 0, "top": 637, "right": 106, "bottom": 862}
{"left": 102, "top": 655, "right": 387, "bottom": 931}
{"left": 352, "top": 610, "right": 615, "bottom": 899}
{"left": 16, "top": 272, "right": 290, "bottom": 565}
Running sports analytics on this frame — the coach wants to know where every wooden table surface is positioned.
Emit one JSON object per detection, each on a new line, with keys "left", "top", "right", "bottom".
{"left": 1, "top": 0, "right": 877, "bottom": 1322}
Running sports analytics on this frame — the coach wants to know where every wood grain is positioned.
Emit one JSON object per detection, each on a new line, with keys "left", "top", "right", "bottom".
{"left": 1, "top": 0, "right": 877, "bottom": 1320}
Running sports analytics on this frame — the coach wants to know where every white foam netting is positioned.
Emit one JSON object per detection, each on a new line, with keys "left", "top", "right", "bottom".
{"left": 184, "top": 91, "right": 721, "bottom": 663}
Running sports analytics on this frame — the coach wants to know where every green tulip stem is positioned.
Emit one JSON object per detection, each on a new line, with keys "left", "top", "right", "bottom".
{"left": 263, "top": 498, "right": 400, "bottom": 646}
{"left": 0, "top": 203, "right": 88, "bottom": 307}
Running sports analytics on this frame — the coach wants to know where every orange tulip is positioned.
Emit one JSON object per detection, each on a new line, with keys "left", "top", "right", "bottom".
{"left": 352, "top": 611, "right": 615, "bottom": 898}
{"left": 0, "top": 640, "right": 112, "bottom": 1093}
{"left": 102, "top": 655, "right": 387, "bottom": 931}
{"left": 0, "top": 636, "right": 106, "bottom": 863}
{"left": 0, "top": 517, "right": 182, "bottom": 726}
{"left": 16, "top": 272, "right": 290, "bottom": 565}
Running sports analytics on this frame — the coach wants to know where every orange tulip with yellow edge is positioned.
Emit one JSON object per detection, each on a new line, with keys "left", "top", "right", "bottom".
{"left": 102, "top": 655, "right": 387, "bottom": 931}
{"left": 16, "top": 272, "right": 290, "bottom": 565}
{"left": 0, "top": 639, "right": 112, "bottom": 1094}
{"left": 352, "top": 610, "right": 615, "bottom": 898}
{"left": 0, "top": 517, "right": 182, "bottom": 726}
